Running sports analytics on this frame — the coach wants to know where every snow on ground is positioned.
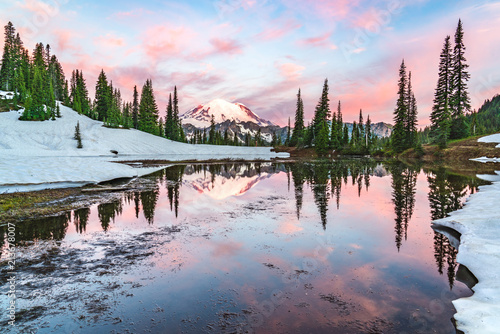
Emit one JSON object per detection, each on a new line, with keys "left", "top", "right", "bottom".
{"left": 478, "top": 133, "right": 500, "bottom": 148}
{"left": 0, "top": 103, "right": 288, "bottom": 193}
{"left": 433, "top": 134, "right": 500, "bottom": 334}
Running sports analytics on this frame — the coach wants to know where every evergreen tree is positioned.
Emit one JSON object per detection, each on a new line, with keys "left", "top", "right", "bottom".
{"left": 290, "top": 88, "right": 305, "bottom": 146}
{"left": 165, "top": 93, "right": 174, "bottom": 139}
{"left": 342, "top": 123, "right": 349, "bottom": 146}
{"left": 392, "top": 60, "right": 408, "bottom": 153}
{"left": 21, "top": 67, "right": 45, "bottom": 120}
{"left": 450, "top": 19, "right": 471, "bottom": 140}
{"left": 132, "top": 85, "right": 139, "bottom": 129}
{"left": 94, "top": 69, "right": 110, "bottom": 121}
{"left": 107, "top": 86, "right": 122, "bottom": 127}
{"left": 256, "top": 128, "right": 262, "bottom": 146}
{"left": 365, "top": 115, "right": 373, "bottom": 149}
{"left": 138, "top": 79, "right": 159, "bottom": 134}
{"left": 158, "top": 117, "right": 164, "bottom": 137}
{"left": 337, "top": 102, "right": 346, "bottom": 147}
{"left": 74, "top": 121, "right": 83, "bottom": 149}
{"left": 430, "top": 36, "right": 453, "bottom": 148}
{"left": 405, "top": 72, "right": 418, "bottom": 148}
{"left": 173, "top": 86, "right": 180, "bottom": 140}
{"left": 311, "top": 79, "right": 331, "bottom": 144}
{"left": 0, "top": 22, "right": 16, "bottom": 91}
{"left": 286, "top": 117, "right": 291, "bottom": 146}
{"left": 358, "top": 109, "right": 365, "bottom": 144}
{"left": 315, "top": 120, "right": 329, "bottom": 156}
{"left": 209, "top": 115, "right": 216, "bottom": 144}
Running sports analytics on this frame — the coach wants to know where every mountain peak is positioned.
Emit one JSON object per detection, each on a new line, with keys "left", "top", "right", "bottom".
{"left": 180, "top": 99, "right": 274, "bottom": 128}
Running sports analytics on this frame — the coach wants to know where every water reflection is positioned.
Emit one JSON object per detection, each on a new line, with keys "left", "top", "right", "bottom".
{"left": 389, "top": 163, "right": 418, "bottom": 251}
{"left": 0, "top": 160, "right": 492, "bottom": 333}
{"left": 426, "top": 167, "right": 484, "bottom": 289}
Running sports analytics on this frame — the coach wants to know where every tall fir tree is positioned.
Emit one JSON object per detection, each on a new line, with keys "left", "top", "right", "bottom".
{"left": 450, "top": 19, "right": 471, "bottom": 140}
{"left": 173, "top": 86, "right": 180, "bottom": 141}
{"left": 392, "top": 60, "right": 408, "bottom": 153}
{"left": 165, "top": 93, "right": 174, "bottom": 139}
{"left": 430, "top": 36, "right": 453, "bottom": 148}
{"left": 311, "top": 79, "right": 331, "bottom": 145}
{"left": 132, "top": 85, "right": 139, "bottom": 129}
{"left": 290, "top": 88, "right": 305, "bottom": 146}
{"left": 405, "top": 72, "right": 418, "bottom": 148}
{"left": 358, "top": 109, "right": 365, "bottom": 145}
{"left": 94, "top": 69, "right": 110, "bottom": 121}
{"left": 137, "top": 79, "right": 159, "bottom": 134}
{"left": 286, "top": 117, "right": 291, "bottom": 146}
{"left": 0, "top": 22, "right": 16, "bottom": 91}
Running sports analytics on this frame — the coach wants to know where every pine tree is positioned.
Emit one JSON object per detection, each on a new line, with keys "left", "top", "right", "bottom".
{"left": 209, "top": 115, "right": 216, "bottom": 144}
{"left": 430, "top": 36, "right": 453, "bottom": 148}
{"left": 290, "top": 88, "right": 305, "bottom": 146}
{"left": 286, "top": 117, "right": 291, "bottom": 146}
{"left": 94, "top": 69, "right": 110, "bottom": 121}
{"left": 365, "top": 115, "right": 373, "bottom": 150}
{"left": 132, "top": 85, "right": 139, "bottom": 129}
{"left": 315, "top": 120, "right": 329, "bottom": 156}
{"left": 75, "top": 121, "right": 83, "bottom": 148}
{"left": 337, "top": 102, "right": 346, "bottom": 146}
{"left": 405, "top": 72, "right": 418, "bottom": 148}
{"left": 173, "top": 86, "right": 180, "bottom": 141}
{"left": 311, "top": 79, "right": 331, "bottom": 145}
{"left": 450, "top": 19, "right": 471, "bottom": 140}
{"left": 358, "top": 109, "right": 365, "bottom": 145}
{"left": 138, "top": 79, "right": 159, "bottom": 134}
{"left": 392, "top": 60, "right": 408, "bottom": 153}
{"left": 165, "top": 93, "right": 174, "bottom": 139}
{"left": 0, "top": 22, "right": 17, "bottom": 91}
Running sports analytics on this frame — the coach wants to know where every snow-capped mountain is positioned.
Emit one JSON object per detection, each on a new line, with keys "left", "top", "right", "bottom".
{"left": 180, "top": 99, "right": 275, "bottom": 128}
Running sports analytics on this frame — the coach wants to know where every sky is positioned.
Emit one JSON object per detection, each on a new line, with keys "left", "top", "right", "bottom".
{"left": 1, "top": 0, "right": 500, "bottom": 126}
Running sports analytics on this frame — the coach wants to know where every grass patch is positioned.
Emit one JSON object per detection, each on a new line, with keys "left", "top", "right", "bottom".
{"left": 0, "top": 188, "right": 81, "bottom": 224}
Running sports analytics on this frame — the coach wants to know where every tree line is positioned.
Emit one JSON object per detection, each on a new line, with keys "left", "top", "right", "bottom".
{"left": 0, "top": 21, "right": 186, "bottom": 142}
{"left": 286, "top": 79, "right": 381, "bottom": 156}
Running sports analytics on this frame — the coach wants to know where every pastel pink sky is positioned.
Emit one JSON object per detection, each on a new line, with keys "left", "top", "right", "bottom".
{"left": 1, "top": 0, "right": 500, "bottom": 126}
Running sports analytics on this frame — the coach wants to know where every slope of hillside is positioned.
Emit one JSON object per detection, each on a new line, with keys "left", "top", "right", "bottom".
{"left": 0, "top": 103, "right": 287, "bottom": 193}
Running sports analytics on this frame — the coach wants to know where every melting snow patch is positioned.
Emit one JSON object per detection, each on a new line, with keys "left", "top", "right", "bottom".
{"left": 433, "top": 133, "right": 500, "bottom": 334}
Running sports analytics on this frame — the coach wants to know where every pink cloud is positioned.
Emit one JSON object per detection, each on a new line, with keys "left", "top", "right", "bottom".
{"left": 277, "top": 62, "right": 305, "bottom": 81}
{"left": 96, "top": 34, "right": 125, "bottom": 48}
{"left": 209, "top": 38, "right": 243, "bottom": 55}
{"left": 256, "top": 20, "right": 302, "bottom": 41}
{"left": 298, "top": 32, "right": 337, "bottom": 49}
{"left": 142, "top": 24, "right": 197, "bottom": 63}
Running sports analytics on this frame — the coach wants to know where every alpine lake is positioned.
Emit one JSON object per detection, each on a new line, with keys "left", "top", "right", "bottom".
{"left": 0, "top": 159, "right": 492, "bottom": 333}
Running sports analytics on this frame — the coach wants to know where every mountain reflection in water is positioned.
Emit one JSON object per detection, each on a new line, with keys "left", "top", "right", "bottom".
{"left": 0, "top": 160, "right": 488, "bottom": 333}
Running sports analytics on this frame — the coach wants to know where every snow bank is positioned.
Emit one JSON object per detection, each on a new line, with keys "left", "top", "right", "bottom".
{"left": 0, "top": 103, "right": 288, "bottom": 193}
{"left": 433, "top": 135, "right": 500, "bottom": 334}
{"left": 478, "top": 133, "right": 500, "bottom": 148}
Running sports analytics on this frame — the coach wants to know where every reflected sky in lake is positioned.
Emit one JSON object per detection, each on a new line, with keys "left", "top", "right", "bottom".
{"left": 0, "top": 161, "right": 488, "bottom": 333}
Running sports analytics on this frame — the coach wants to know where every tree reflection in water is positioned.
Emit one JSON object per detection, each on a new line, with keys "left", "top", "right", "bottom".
{"left": 0, "top": 160, "right": 490, "bottom": 290}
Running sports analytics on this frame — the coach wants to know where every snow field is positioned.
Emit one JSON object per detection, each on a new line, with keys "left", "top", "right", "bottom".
{"left": 0, "top": 103, "right": 288, "bottom": 193}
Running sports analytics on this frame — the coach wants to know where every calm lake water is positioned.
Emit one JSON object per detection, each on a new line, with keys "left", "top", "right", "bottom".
{"left": 0, "top": 160, "right": 488, "bottom": 333}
